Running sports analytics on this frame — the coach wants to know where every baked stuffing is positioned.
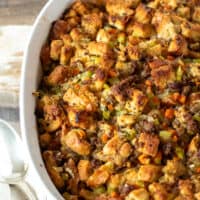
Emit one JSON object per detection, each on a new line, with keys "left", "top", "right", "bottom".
{"left": 37, "top": 0, "right": 200, "bottom": 199}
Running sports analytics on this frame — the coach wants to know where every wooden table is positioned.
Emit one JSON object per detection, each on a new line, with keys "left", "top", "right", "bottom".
{"left": 0, "top": 0, "right": 47, "bottom": 131}
{"left": 0, "top": 0, "right": 47, "bottom": 25}
{"left": 0, "top": 1, "right": 49, "bottom": 199}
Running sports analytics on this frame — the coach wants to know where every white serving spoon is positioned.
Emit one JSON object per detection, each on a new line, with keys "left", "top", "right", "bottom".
{"left": 0, "top": 182, "right": 11, "bottom": 200}
{"left": 0, "top": 119, "right": 37, "bottom": 200}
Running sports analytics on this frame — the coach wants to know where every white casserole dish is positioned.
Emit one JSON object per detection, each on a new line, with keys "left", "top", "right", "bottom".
{"left": 20, "top": 1, "right": 76, "bottom": 199}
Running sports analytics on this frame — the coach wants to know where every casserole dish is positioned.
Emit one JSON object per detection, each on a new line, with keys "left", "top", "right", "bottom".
{"left": 20, "top": 1, "right": 77, "bottom": 199}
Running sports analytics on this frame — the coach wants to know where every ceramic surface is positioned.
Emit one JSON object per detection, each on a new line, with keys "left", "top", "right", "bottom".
{"left": 20, "top": 1, "right": 76, "bottom": 199}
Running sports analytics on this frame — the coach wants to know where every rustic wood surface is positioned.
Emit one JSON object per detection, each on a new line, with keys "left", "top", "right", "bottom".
{"left": 0, "top": 0, "right": 47, "bottom": 114}
{"left": 0, "top": 1, "right": 48, "bottom": 199}
{"left": 0, "top": 0, "right": 47, "bottom": 25}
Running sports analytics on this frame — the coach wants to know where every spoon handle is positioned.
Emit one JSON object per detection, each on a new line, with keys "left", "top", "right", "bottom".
{"left": 17, "top": 180, "right": 38, "bottom": 200}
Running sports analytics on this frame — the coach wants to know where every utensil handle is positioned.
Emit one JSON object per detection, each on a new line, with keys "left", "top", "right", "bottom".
{"left": 17, "top": 180, "right": 38, "bottom": 200}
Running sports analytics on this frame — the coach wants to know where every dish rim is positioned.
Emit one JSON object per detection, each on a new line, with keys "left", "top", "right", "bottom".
{"left": 20, "top": 0, "right": 75, "bottom": 199}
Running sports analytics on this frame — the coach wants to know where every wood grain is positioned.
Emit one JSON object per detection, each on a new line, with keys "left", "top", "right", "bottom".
{"left": 0, "top": 0, "right": 47, "bottom": 25}
{"left": 0, "top": 0, "right": 48, "bottom": 108}
{"left": 0, "top": 1, "right": 47, "bottom": 109}
{"left": 0, "top": 25, "right": 31, "bottom": 108}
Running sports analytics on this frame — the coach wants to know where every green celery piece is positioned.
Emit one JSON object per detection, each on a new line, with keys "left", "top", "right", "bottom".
{"left": 159, "top": 130, "right": 172, "bottom": 141}
{"left": 103, "top": 110, "right": 111, "bottom": 120}
{"left": 193, "top": 114, "right": 200, "bottom": 122}
{"left": 184, "top": 58, "right": 200, "bottom": 63}
{"left": 175, "top": 146, "right": 185, "bottom": 160}
{"left": 176, "top": 66, "right": 183, "bottom": 81}
{"left": 93, "top": 186, "right": 106, "bottom": 195}
{"left": 80, "top": 71, "right": 93, "bottom": 81}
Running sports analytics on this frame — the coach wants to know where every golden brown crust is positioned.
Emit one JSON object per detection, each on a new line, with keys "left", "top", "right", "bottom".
{"left": 138, "top": 133, "right": 160, "bottom": 157}
{"left": 134, "top": 3, "right": 153, "bottom": 24}
{"left": 82, "top": 12, "right": 103, "bottom": 36}
{"left": 45, "top": 65, "right": 69, "bottom": 86}
{"left": 72, "top": 0, "right": 90, "bottom": 16}
{"left": 179, "top": 179, "right": 194, "bottom": 198}
{"left": 152, "top": 11, "right": 177, "bottom": 40}
{"left": 50, "top": 20, "right": 71, "bottom": 40}
{"left": 60, "top": 45, "right": 74, "bottom": 65}
{"left": 149, "top": 183, "right": 169, "bottom": 200}
{"left": 181, "top": 21, "right": 200, "bottom": 41}
{"left": 43, "top": 151, "right": 65, "bottom": 189}
{"left": 67, "top": 106, "right": 92, "bottom": 129}
{"left": 50, "top": 40, "right": 64, "bottom": 61}
{"left": 151, "top": 64, "right": 175, "bottom": 89}
{"left": 138, "top": 164, "right": 162, "bottom": 182}
{"left": 168, "top": 35, "right": 188, "bottom": 56}
{"left": 62, "top": 129, "right": 91, "bottom": 156}
{"left": 63, "top": 85, "right": 98, "bottom": 112}
{"left": 131, "top": 22, "right": 154, "bottom": 38}
{"left": 88, "top": 42, "right": 112, "bottom": 56}
{"left": 40, "top": 44, "right": 51, "bottom": 67}
{"left": 78, "top": 160, "right": 91, "bottom": 181}
{"left": 193, "top": 7, "right": 200, "bottom": 23}
{"left": 127, "top": 44, "right": 141, "bottom": 60}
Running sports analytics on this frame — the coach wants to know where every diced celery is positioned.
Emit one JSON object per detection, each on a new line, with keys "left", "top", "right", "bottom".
{"left": 62, "top": 82, "right": 70, "bottom": 90}
{"left": 192, "top": 59, "right": 200, "bottom": 63}
{"left": 93, "top": 186, "right": 106, "bottom": 195}
{"left": 183, "top": 58, "right": 192, "bottom": 63}
{"left": 148, "top": 40, "right": 157, "bottom": 47}
{"left": 154, "top": 156, "right": 161, "bottom": 165}
{"left": 184, "top": 58, "right": 200, "bottom": 63}
{"left": 91, "top": 56, "right": 101, "bottom": 65}
{"left": 120, "top": 128, "right": 136, "bottom": 140}
{"left": 104, "top": 162, "right": 114, "bottom": 171}
{"left": 175, "top": 146, "right": 185, "bottom": 160}
{"left": 103, "top": 110, "right": 111, "bottom": 120}
{"left": 103, "top": 83, "right": 110, "bottom": 89}
{"left": 176, "top": 66, "right": 183, "bottom": 81}
{"left": 116, "top": 109, "right": 128, "bottom": 116}
{"left": 107, "top": 184, "right": 117, "bottom": 194}
{"left": 135, "top": 180, "right": 145, "bottom": 188}
{"left": 154, "top": 118, "right": 160, "bottom": 126}
{"left": 193, "top": 114, "right": 200, "bottom": 122}
{"left": 51, "top": 86, "right": 61, "bottom": 95}
{"left": 159, "top": 130, "right": 172, "bottom": 141}
{"left": 80, "top": 71, "right": 93, "bottom": 81}
{"left": 127, "top": 129, "right": 136, "bottom": 140}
